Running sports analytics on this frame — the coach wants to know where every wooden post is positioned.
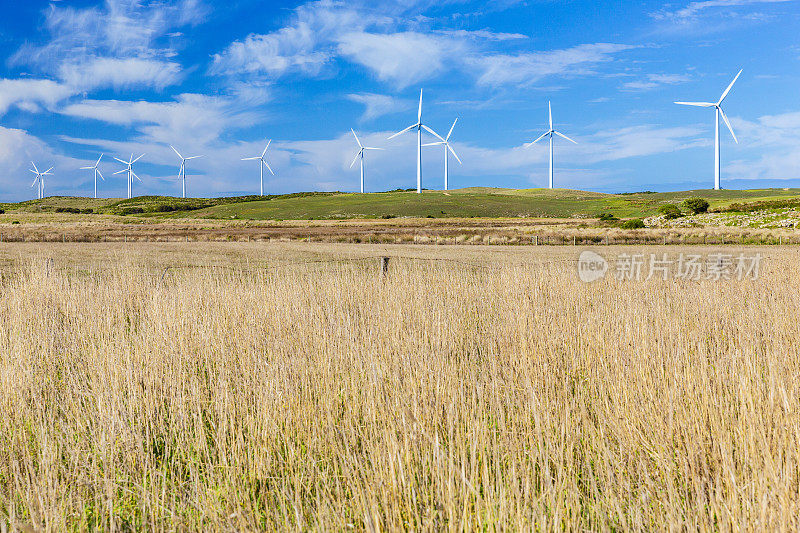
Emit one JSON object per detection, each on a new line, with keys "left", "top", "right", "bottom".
{"left": 573, "top": 235, "right": 576, "bottom": 246}
{"left": 381, "top": 257, "right": 390, "bottom": 276}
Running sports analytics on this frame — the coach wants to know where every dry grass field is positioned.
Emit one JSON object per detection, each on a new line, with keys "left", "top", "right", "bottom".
{"left": 1, "top": 242, "right": 799, "bottom": 530}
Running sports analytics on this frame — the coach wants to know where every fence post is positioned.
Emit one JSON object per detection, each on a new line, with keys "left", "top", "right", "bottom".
{"left": 573, "top": 235, "right": 576, "bottom": 246}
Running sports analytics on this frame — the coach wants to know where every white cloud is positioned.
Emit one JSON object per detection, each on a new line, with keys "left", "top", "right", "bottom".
{"left": 622, "top": 73, "right": 692, "bottom": 91}
{"left": 12, "top": 0, "right": 205, "bottom": 92}
{"left": 211, "top": 1, "right": 378, "bottom": 78}
{"left": 653, "top": 0, "right": 792, "bottom": 21}
{"left": 347, "top": 93, "right": 412, "bottom": 121}
{"left": 0, "top": 79, "right": 74, "bottom": 116}
{"left": 471, "top": 44, "right": 634, "bottom": 87}
{"left": 338, "top": 31, "right": 464, "bottom": 87}
{"left": 60, "top": 94, "right": 259, "bottom": 146}
{"left": 58, "top": 58, "right": 183, "bottom": 91}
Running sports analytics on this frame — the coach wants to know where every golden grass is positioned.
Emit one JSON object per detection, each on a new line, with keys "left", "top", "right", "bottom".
{"left": 1, "top": 243, "right": 799, "bottom": 530}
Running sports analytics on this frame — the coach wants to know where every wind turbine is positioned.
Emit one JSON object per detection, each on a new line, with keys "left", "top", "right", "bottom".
{"left": 525, "top": 102, "right": 577, "bottom": 189}
{"left": 113, "top": 154, "right": 145, "bottom": 199}
{"left": 29, "top": 162, "right": 53, "bottom": 200}
{"left": 350, "top": 129, "right": 383, "bottom": 193}
{"left": 170, "top": 145, "right": 203, "bottom": 198}
{"left": 675, "top": 69, "right": 742, "bottom": 190}
{"left": 80, "top": 154, "right": 104, "bottom": 199}
{"left": 422, "top": 118, "right": 461, "bottom": 191}
{"left": 241, "top": 141, "right": 274, "bottom": 196}
{"left": 388, "top": 89, "right": 443, "bottom": 194}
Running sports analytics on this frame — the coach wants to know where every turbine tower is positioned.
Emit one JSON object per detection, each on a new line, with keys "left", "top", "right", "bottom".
{"left": 388, "top": 89, "right": 442, "bottom": 194}
{"left": 113, "top": 154, "right": 145, "bottom": 199}
{"left": 422, "top": 118, "right": 461, "bottom": 191}
{"left": 525, "top": 102, "right": 577, "bottom": 189}
{"left": 241, "top": 141, "right": 274, "bottom": 196}
{"left": 675, "top": 69, "right": 742, "bottom": 190}
{"left": 350, "top": 129, "right": 383, "bottom": 193}
{"left": 29, "top": 162, "right": 53, "bottom": 200}
{"left": 80, "top": 154, "right": 104, "bottom": 199}
{"left": 170, "top": 145, "right": 203, "bottom": 198}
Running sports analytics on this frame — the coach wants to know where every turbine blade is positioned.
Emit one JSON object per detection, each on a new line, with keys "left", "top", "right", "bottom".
{"left": 170, "top": 145, "right": 183, "bottom": 159}
{"left": 80, "top": 166, "right": 94, "bottom": 170}
{"left": 447, "top": 144, "right": 462, "bottom": 165}
{"left": 262, "top": 140, "right": 271, "bottom": 157}
{"left": 132, "top": 153, "right": 145, "bottom": 164}
{"left": 555, "top": 131, "right": 578, "bottom": 144}
{"left": 525, "top": 131, "right": 550, "bottom": 147}
{"left": 242, "top": 157, "right": 260, "bottom": 161}
{"left": 113, "top": 169, "right": 127, "bottom": 175}
{"left": 675, "top": 102, "right": 715, "bottom": 107}
{"left": 351, "top": 128, "right": 363, "bottom": 148}
{"left": 421, "top": 142, "right": 445, "bottom": 147}
{"left": 364, "top": 147, "right": 384, "bottom": 151}
{"left": 388, "top": 124, "right": 416, "bottom": 140}
{"left": 44, "top": 168, "right": 54, "bottom": 174}
{"left": 114, "top": 157, "right": 128, "bottom": 165}
{"left": 132, "top": 170, "right": 142, "bottom": 182}
{"left": 718, "top": 108, "right": 738, "bottom": 144}
{"left": 446, "top": 118, "right": 458, "bottom": 141}
{"left": 186, "top": 155, "right": 202, "bottom": 160}
{"left": 29, "top": 169, "right": 38, "bottom": 174}
{"left": 350, "top": 151, "right": 361, "bottom": 169}
{"left": 418, "top": 89, "right": 423, "bottom": 122}
{"left": 31, "top": 162, "right": 39, "bottom": 173}
{"left": 96, "top": 153, "right": 103, "bottom": 166}
{"left": 549, "top": 101, "right": 553, "bottom": 130}
{"left": 718, "top": 69, "right": 743, "bottom": 104}
{"left": 263, "top": 160, "right": 275, "bottom": 176}
{"left": 31, "top": 176, "right": 39, "bottom": 187}
{"left": 97, "top": 169, "right": 105, "bottom": 180}
{"left": 422, "top": 124, "right": 444, "bottom": 141}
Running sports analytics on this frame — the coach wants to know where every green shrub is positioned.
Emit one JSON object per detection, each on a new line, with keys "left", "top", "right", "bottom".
{"left": 658, "top": 204, "right": 683, "bottom": 219}
{"left": 598, "top": 213, "right": 618, "bottom": 222}
{"left": 621, "top": 219, "right": 645, "bottom": 229}
{"left": 683, "top": 197, "right": 710, "bottom": 214}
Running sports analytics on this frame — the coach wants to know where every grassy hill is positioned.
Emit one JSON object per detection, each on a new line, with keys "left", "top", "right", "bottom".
{"left": 2, "top": 188, "right": 800, "bottom": 221}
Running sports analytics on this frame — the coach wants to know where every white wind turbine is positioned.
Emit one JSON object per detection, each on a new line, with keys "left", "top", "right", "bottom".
{"left": 422, "top": 118, "right": 461, "bottom": 191}
{"left": 675, "top": 69, "right": 742, "bottom": 190}
{"left": 170, "top": 145, "right": 203, "bottom": 198}
{"left": 80, "top": 154, "right": 104, "bottom": 199}
{"left": 525, "top": 102, "right": 577, "bottom": 189}
{"left": 113, "top": 154, "right": 145, "bottom": 199}
{"left": 29, "top": 162, "right": 53, "bottom": 200}
{"left": 241, "top": 141, "right": 274, "bottom": 196}
{"left": 388, "top": 89, "right": 443, "bottom": 194}
{"left": 350, "top": 129, "right": 383, "bottom": 193}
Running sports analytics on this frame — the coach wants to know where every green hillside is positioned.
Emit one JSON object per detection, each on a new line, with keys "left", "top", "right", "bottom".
{"left": 2, "top": 188, "right": 800, "bottom": 221}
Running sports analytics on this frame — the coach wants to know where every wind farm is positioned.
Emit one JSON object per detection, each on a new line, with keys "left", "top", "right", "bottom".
{"left": 3, "top": 1, "right": 800, "bottom": 531}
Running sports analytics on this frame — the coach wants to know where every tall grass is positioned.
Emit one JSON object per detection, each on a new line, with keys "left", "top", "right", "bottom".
{"left": 1, "top": 244, "right": 798, "bottom": 530}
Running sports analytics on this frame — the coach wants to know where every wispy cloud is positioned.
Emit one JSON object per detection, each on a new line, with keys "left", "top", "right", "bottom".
{"left": 347, "top": 93, "right": 413, "bottom": 121}
{"left": 622, "top": 73, "right": 692, "bottom": 91}
{"left": 12, "top": 0, "right": 206, "bottom": 92}
{"left": 472, "top": 44, "right": 635, "bottom": 87}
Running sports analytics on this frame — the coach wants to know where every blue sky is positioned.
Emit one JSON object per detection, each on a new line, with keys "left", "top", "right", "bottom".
{"left": 0, "top": 0, "right": 798, "bottom": 199}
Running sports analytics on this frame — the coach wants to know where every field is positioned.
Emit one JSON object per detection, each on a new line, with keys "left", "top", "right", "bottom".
{"left": 1, "top": 242, "right": 799, "bottom": 530}
{"left": 2, "top": 188, "right": 800, "bottom": 246}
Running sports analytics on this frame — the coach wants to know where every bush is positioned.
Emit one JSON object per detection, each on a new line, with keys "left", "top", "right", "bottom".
{"left": 0, "top": 209, "right": 5, "bottom": 215}
{"left": 658, "top": 204, "right": 683, "bottom": 219}
{"left": 119, "top": 207, "right": 145, "bottom": 215}
{"left": 621, "top": 219, "right": 645, "bottom": 229}
{"left": 597, "top": 213, "right": 618, "bottom": 222}
{"left": 683, "top": 197, "right": 710, "bottom": 214}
